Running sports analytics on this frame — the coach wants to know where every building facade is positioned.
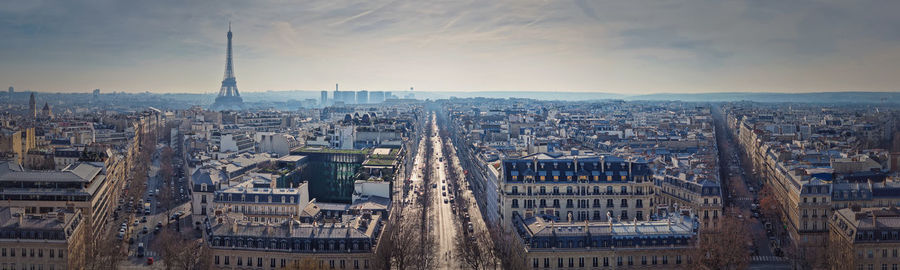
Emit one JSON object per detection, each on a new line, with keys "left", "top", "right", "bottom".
{"left": 500, "top": 152, "right": 655, "bottom": 226}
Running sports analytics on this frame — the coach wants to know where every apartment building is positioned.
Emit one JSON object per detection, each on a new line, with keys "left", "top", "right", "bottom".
{"left": 515, "top": 213, "right": 696, "bottom": 269}
{"left": 0, "top": 208, "right": 87, "bottom": 270}
{"left": 499, "top": 152, "right": 655, "bottom": 226}
{"left": 829, "top": 207, "right": 900, "bottom": 270}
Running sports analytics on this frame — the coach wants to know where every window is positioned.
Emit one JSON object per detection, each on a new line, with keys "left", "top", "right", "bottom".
{"left": 641, "top": 256, "right": 647, "bottom": 265}
{"left": 579, "top": 257, "right": 584, "bottom": 267}
{"left": 533, "top": 259, "right": 539, "bottom": 268}
{"left": 544, "top": 258, "right": 550, "bottom": 268}
{"left": 593, "top": 257, "right": 598, "bottom": 267}
{"left": 676, "top": 256, "right": 682, "bottom": 264}
{"left": 636, "top": 199, "right": 643, "bottom": 208}
{"left": 621, "top": 199, "right": 628, "bottom": 207}
{"left": 604, "top": 257, "right": 609, "bottom": 267}
{"left": 512, "top": 199, "right": 519, "bottom": 208}
{"left": 558, "top": 258, "right": 563, "bottom": 268}
{"left": 224, "top": 256, "right": 229, "bottom": 265}
{"left": 607, "top": 199, "right": 614, "bottom": 208}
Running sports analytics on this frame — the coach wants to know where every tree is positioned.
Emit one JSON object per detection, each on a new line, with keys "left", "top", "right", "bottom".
{"left": 689, "top": 207, "right": 752, "bottom": 270}
{"left": 84, "top": 227, "right": 126, "bottom": 269}
{"left": 758, "top": 185, "right": 779, "bottom": 220}
{"left": 153, "top": 229, "right": 204, "bottom": 270}
{"left": 487, "top": 221, "right": 527, "bottom": 270}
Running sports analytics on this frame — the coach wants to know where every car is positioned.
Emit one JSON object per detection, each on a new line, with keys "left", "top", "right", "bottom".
{"left": 142, "top": 226, "right": 149, "bottom": 234}
{"left": 147, "top": 257, "right": 154, "bottom": 265}
{"left": 141, "top": 216, "right": 147, "bottom": 223}
{"left": 133, "top": 219, "right": 139, "bottom": 226}
{"left": 144, "top": 209, "right": 151, "bottom": 215}
{"left": 443, "top": 199, "right": 448, "bottom": 204}
{"left": 137, "top": 243, "right": 145, "bottom": 257}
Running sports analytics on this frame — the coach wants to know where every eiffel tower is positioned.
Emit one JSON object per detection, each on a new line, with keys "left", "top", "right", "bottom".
{"left": 211, "top": 22, "right": 244, "bottom": 110}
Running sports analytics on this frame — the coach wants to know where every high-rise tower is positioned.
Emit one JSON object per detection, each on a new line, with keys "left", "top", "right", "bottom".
{"left": 211, "top": 22, "right": 244, "bottom": 110}
{"left": 29, "top": 93, "right": 36, "bottom": 118}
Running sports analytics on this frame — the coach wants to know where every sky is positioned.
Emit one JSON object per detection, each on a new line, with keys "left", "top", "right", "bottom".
{"left": 1, "top": 0, "right": 900, "bottom": 95}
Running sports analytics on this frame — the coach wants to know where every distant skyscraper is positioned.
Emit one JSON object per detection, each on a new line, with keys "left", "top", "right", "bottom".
{"left": 28, "top": 93, "right": 36, "bottom": 118}
{"left": 370, "top": 91, "right": 384, "bottom": 103}
{"left": 384, "top": 91, "right": 392, "bottom": 100}
{"left": 211, "top": 23, "right": 244, "bottom": 110}
{"left": 320, "top": 90, "right": 328, "bottom": 106}
{"left": 7, "top": 86, "right": 12, "bottom": 94}
{"left": 333, "top": 83, "right": 341, "bottom": 105}
{"left": 357, "top": 90, "right": 368, "bottom": 104}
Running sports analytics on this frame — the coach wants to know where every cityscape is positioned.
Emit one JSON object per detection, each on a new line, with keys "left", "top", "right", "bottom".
{"left": 1, "top": 1, "right": 900, "bottom": 270}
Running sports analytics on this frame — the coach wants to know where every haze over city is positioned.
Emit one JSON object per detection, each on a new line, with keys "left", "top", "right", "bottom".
{"left": 3, "top": 0, "right": 900, "bottom": 94}
{"left": 1, "top": 2, "right": 900, "bottom": 270}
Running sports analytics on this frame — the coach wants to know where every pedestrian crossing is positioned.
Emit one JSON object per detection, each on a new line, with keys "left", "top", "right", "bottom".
{"left": 751, "top": 255, "right": 785, "bottom": 262}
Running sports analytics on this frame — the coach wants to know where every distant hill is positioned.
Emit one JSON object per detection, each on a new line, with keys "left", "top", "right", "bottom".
{"left": 626, "top": 92, "right": 900, "bottom": 104}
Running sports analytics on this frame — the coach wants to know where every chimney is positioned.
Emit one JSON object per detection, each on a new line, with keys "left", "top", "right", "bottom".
{"left": 872, "top": 212, "right": 878, "bottom": 229}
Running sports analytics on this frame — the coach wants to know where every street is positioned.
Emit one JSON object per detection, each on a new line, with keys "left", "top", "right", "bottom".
{"left": 712, "top": 105, "right": 790, "bottom": 269}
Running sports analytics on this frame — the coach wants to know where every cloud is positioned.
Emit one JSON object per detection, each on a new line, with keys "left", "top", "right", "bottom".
{"left": 0, "top": 0, "right": 899, "bottom": 94}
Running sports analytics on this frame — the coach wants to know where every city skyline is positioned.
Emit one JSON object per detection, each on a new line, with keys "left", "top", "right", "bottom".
{"left": 2, "top": 0, "right": 900, "bottom": 94}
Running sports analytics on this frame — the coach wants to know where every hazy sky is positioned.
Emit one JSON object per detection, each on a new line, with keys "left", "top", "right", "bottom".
{"left": 2, "top": 0, "right": 900, "bottom": 94}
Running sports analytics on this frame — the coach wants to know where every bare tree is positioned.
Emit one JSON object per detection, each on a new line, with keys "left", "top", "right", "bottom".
{"left": 758, "top": 185, "right": 779, "bottom": 220}
{"left": 487, "top": 221, "right": 527, "bottom": 270}
{"left": 689, "top": 207, "right": 751, "bottom": 270}
{"left": 153, "top": 229, "right": 205, "bottom": 269}
{"left": 84, "top": 227, "right": 126, "bottom": 270}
